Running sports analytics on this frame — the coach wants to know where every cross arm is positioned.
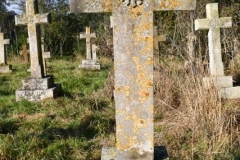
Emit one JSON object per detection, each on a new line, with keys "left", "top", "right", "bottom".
{"left": 69, "top": 0, "right": 113, "bottom": 13}
{"left": 219, "top": 17, "right": 232, "bottom": 28}
{"left": 15, "top": 13, "right": 50, "bottom": 25}
{"left": 154, "top": 0, "right": 196, "bottom": 11}
{"left": 4, "top": 39, "right": 10, "bottom": 45}
{"left": 195, "top": 19, "right": 211, "bottom": 31}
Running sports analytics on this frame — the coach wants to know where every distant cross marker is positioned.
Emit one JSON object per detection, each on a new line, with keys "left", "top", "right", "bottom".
{"left": 195, "top": 3, "right": 232, "bottom": 76}
{"left": 70, "top": 0, "right": 196, "bottom": 159}
{"left": 41, "top": 44, "right": 51, "bottom": 76}
{"left": 0, "top": 33, "right": 10, "bottom": 65}
{"left": 153, "top": 26, "right": 166, "bottom": 55}
{"left": 80, "top": 27, "right": 96, "bottom": 60}
{"left": 15, "top": 0, "right": 50, "bottom": 78}
{"left": 20, "top": 45, "right": 30, "bottom": 63}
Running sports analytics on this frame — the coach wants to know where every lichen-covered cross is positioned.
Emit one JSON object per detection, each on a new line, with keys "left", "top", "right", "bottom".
{"left": 70, "top": 0, "right": 196, "bottom": 159}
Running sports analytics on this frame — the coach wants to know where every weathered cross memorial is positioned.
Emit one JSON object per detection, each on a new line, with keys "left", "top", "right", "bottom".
{"left": 195, "top": 3, "right": 240, "bottom": 99}
{"left": 79, "top": 27, "right": 100, "bottom": 70}
{"left": 70, "top": 0, "right": 196, "bottom": 159}
{"left": 0, "top": 33, "right": 12, "bottom": 73}
{"left": 15, "top": 0, "right": 61, "bottom": 101}
{"left": 19, "top": 44, "right": 30, "bottom": 63}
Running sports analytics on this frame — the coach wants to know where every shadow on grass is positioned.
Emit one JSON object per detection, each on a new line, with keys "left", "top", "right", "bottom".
{"left": 38, "top": 114, "right": 115, "bottom": 141}
{"left": 0, "top": 120, "right": 20, "bottom": 134}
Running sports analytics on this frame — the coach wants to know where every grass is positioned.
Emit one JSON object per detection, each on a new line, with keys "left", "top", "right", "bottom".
{"left": 0, "top": 55, "right": 240, "bottom": 159}
{"left": 0, "top": 56, "right": 115, "bottom": 159}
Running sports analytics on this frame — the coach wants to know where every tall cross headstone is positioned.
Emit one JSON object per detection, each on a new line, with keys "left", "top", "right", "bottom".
{"left": 195, "top": 3, "right": 232, "bottom": 76}
{"left": 0, "top": 33, "right": 10, "bottom": 65}
{"left": 70, "top": 0, "right": 196, "bottom": 159}
{"left": 15, "top": 0, "right": 61, "bottom": 101}
{"left": 195, "top": 3, "right": 240, "bottom": 99}
{"left": 15, "top": 0, "right": 50, "bottom": 78}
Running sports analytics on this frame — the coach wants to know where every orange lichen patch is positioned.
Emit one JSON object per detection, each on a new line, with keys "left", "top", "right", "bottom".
{"left": 124, "top": 85, "right": 130, "bottom": 91}
{"left": 137, "top": 65, "right": 143, "bottom": 71}
{"left": 132, "top": 56, "right": 140, "bottom": 63}
{"left": 146, "top": 57, "right": 154, "bottom": 65}
{"left": 159, "top": 0, "right": 182, "bottom": 9}
{"left": 139, "top": 90, "right": 150, "bottom": 98}
{"left": 144, "top": 80, "right": 153, "bottom": 87}
{"left": 101, "top": 0, "right": 113, "bottom": 11}
{"left": 115, "top": 87, "right": 122, "bottom": 92}
{"left": 138, "top": 73, "right": 146, "bottom": 79}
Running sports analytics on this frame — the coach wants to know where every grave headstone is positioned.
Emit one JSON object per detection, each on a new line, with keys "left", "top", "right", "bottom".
{"left": 70, "top": 0, "right": 196, "bottom": 159}
{"left": 195, "top": 3, "right": 240, "bottom": 99}
{"left": 15, "top": 0, "right": 61, "bottom": 101}
{"left": 79, "top": 27, "right": 100, "bottom": 70}
{"left": 0, "top": 33, "right": 12, "bottom": 73}
{"left": 19, "top": 45, "right": 30, "bottom": 63}
{"left": 42, "top": 44, "right": 51, "bottom": 76}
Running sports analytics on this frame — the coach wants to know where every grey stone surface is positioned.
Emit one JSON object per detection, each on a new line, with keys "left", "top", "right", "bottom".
{"left": 16, "top": 83, "right": 61, "bottom": 101}
{"left": 70, "top": 0, "right": 196, "bottom": 159}
{"left": 22, "top": 76, "right": 54, "bottom": 90}
{"left": 221, "top": 87, "right": 240, "bottom": 99}
{"left": 195, "top": 3, "right": 232, "bottom": 76}
{"left": 203, "top": 76, "right": 233, "bottom": 88}
{"left": 101, "top": 146, "right": 169, "bottom": 160}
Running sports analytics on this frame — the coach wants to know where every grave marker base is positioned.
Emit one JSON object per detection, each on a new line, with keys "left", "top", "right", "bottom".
{"left": 79, "top": 59, "right": 100, "bottom": 70}
{"left": 0, "top": 65, "right": 12, "bottom": 73}
{"left": 221, "top": 87, "right": 240, "bottom": 99}
{"left": 16, "top": 75, "right": 62, "bottom": 101}
{"left": 101, "top": 146, "right": 169, "bottom": 160}
{"left": 203, "top": 76, "right": 233, "bottom": 88}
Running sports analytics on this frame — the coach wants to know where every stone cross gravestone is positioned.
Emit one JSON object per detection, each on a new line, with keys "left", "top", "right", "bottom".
{"left": 195, "top": 3, "right": 240, "bottom": 99}
{"left": 70, "top": 0, "right": 196, "bottom": 159}
{"left": 79, "top": 27, "right": 100, "bottom": 70}
{"left": 15, "top": 0, "right": 61, "bottom": 101}
{"left": 0, "top": 33, "right": 12, "bottom": 73}
{"left": 20, "top": 45, "right": 30, "bottom": 63}
{"left": 41, "top": 44, "right": 51, "bottom": 76}
{"left": 153, "top": 26, "right": 166, "bottom": 55}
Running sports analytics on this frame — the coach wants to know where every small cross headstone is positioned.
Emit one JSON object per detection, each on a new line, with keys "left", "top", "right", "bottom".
{"left": 153, "top": 26, "right": 166, "bottom": 55}
{"left": 15, "top": 0, "right": 61, "bottom": 101}
{"left": 41, "top": 44, "right": 51, "bottom": 76}
{"left": 70, "top": 0, "right": 196, "bottom": 159}
{"left": 79, "top": 27, "right": 100, "bottom": 70}
{"left": 19, "top": 45, "right": 30, "bottom": 63}
{"left": 0, "top": 33, "right": 12, "bottom": 73}
{"left": 195, "top": 3, "right": 240, "bottom": 99}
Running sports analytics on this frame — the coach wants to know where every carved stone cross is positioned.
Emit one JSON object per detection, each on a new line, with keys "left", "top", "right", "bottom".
{"left": 80, "top": 27, "right": 96, "bottom": 60}
{"left": 70, "top": 0, "right": 196, "bottom": 159}
{"left": 41, "top": 44, "right": 51, "bottom": 76}
{"left": 195, "top": 3, "right": 232, "bottom": 76}
{"left": 0, "top": 33, "right": 10, "bottom": 65}
{"left": 15, "top": 0, "right": 50, "bottom": 78}
{"left": 20, "top": 45, "right": 30, "bottom": 63}
{"left": 153, "top": 26, "right": 166, "bottom": 55}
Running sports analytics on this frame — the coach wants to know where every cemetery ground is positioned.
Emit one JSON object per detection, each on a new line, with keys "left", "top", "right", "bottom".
{"left": 0, "top": 54, "right": 240, "bottom": 159}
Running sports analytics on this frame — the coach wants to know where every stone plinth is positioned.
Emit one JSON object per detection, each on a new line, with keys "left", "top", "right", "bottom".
{"left": 79, "top": 59, "right": 100, "bottom": 70}
{"left": 203, "top": 76, "right": 233, "bottom": 88}
{"left": 221, "top": 87, "right": 240, "bottom": 99}
{"left": 0, "top": 65, "right": 12, "bottom": 73}
{"left": 16, "top": 76, "right": 61, "bottom": 101}
{"left": 101, "top": 147, "right": 169, "bottom": 160}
